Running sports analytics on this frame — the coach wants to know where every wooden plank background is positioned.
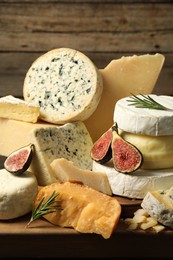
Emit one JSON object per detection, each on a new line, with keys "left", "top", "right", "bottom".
{"left": 0, "top": 0, "right": 173, "bottom": 97}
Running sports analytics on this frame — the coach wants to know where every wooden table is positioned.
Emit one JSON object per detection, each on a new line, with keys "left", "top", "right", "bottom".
{"left": 0, "top": 157, "right": 173, "bottom": 259}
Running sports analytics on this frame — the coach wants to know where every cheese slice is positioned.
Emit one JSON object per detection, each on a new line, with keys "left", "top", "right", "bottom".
{"left": 34, "top": 181, "right": 121, "bottom": 239}
{"left": 0, "top": 169, "right": 38, "bottom": 220}
{"left": 120, "top": 130, "right": 173, "bottom": 169}
{"left": 0, "top": 95, "right": 40, "bottom": 123}
{"left": 85, "top": 53, "right": 165, "bottom": 141}
{"left": 93, "top": 160, "right": 173, "bottom": 199}
{"left": 0, "top": 118, "right": 58, "bottom": 157}
{"left": 114, "top": 94, "right": 173, "bottom": 136}
{"left": 30, "top": 121, "right": 93, "bottom": 186}
{"left": 50, "top": 158, "right": 112, "bottom": 195}
{"left": 141, "top": 188, "right": 173, "bottom": 229}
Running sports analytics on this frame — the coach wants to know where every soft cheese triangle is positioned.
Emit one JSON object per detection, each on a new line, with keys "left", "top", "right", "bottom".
{"left": 0, "top": 95, "right": 40, "bottom": 123}
{"left": 93, "top": 160, "right": 173, "bottom": 199}
{"left": 23, "top": 48, "right": 103, "bottom": 124}
{"left": 114, "top": 94, "right": 173, "bottom": 136}
{"left": 0, "top": 169, "right": 38, "bottom": 220}
{"left": 141, "top": 188, "right": 173, "bottom": 229}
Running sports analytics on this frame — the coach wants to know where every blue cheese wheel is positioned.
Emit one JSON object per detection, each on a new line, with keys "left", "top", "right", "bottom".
{"left": 23, "top": 48, "right": 103, "bottom": 124}
{"left": 0, "top": 169, "right": 38, "bottom": 220}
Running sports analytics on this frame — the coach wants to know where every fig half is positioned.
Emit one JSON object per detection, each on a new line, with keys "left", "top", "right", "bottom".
{"left": 4, "top": 144, "right": 34, "bottom": 175}
{"left": 111, "top": 123, "right": 143, "bottom": 173}
{"left": 91, "top": 127, "right": 112, "bottom": 164}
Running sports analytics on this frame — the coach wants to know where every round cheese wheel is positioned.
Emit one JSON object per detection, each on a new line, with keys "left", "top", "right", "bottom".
{"left": 0, "top": 169, "right": 38, "bottom": 220}
{"left": 114, "top": 94, "right": 173, "bottom": 136}
{"left": 120, "top": 130, "right": 173, "bottom": 169}
{"left": 93, "top": 160, "right": 173, "bottom": 199}
{"left": 23, "top": 48, "right": 103, "bottom": 124}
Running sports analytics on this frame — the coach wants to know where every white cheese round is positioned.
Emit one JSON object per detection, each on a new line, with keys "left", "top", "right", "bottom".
{"left": 114, "top": 94, "right": 173, "bottom": 136}
{"left": 23, "top": 48, "right": 103, "bottom": 124}
{"left": 93, "top": 160, "right": 173, "bottom": 199}
{"left": 0, "top": 169, "right": 38, "bottom": 220}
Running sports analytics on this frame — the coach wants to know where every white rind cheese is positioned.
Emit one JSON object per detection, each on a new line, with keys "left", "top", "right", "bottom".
{"left": 50, "top": 158, "right": 112, "bottom": 195}
{"left": 0, "top": 95, "right": 40, "bottom": 123}
{"left": 23, "top": 48, "right": 103, "bottom": 124}
{"left": 93, "top": 160, "right": 173, "bottom": 199}
{"left": 30, "top": 121, "right": 93, "bottom": 186}
{"left": 114, "top": 95, "right": 173, "bottom": 136}
{"left": 0, "top": 169, "right": 38, "bottom": 220}
{"left": 141, "top": 188, "right": 173, "bottom": 228}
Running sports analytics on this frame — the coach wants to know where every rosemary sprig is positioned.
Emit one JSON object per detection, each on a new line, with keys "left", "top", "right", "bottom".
{"left": 26, "top": 191, "right": 62, "bottom": 228}
{"left": 127, "top": 94, "right": 172, "bottom": 111}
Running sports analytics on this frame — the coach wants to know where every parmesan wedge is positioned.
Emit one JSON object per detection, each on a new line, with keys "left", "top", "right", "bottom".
{"left": 50, "top": 158, "right": 112, "bottom": 195}
{"left": 34, "top": 181, "right": 121, "bottom": 239}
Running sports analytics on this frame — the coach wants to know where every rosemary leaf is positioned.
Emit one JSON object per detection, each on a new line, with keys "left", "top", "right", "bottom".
{"left": 127, "top": 94, "right": 172, "bottom": 111}
{"left": 26, "top": 191, "right": 62, "bottom": 228}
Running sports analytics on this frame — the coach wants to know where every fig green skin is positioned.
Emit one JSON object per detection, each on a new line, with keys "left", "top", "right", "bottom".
{"left": 91, "top": 128, "right": 112, "bottom": 164}
{"left": 4, "top": 144, "right": 33, "bottom": 175}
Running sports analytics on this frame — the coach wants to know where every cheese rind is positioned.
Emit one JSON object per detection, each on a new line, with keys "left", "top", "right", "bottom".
{"left": 23, "top": 48, "right": 103, "bottom": 124}
{"left": 93, "top": 160, "right": 173, "bottom": 199}
{"left": 85, "top": 53, "right": 164, "bottom": 141}
{"left": 34, "top": 181, "right": 121, "bottom": 239}
{"left": 141, "top": 188, "right": 173, "bottom": 228}
{"left": 30, "top": 121, "right": 93, "bottom": 186}
{"left": 120, "top": 130, "right": 173, "bottom": 169}
{"left": 50, "top": 158, "right": 112, "bottom": 195}
{"left": 114, "top": 95, "right": 173, "bottom": 136}
{"left": 0, "top": 169, "right": 38, "bottom": 220}
{"left": 0, "top": 95, "right": 40, "bottom": 123}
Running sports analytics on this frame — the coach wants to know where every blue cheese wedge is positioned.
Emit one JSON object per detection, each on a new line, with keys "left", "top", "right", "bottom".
{"left": 0, "top": 95, "right": 40, "bottom": 123}
{"left": 30, "top": 121, "right": 93, "bottom": 186}
{"left": 93, "top": 160, "right": 173, "bottom": 199}
{"left": 0, "top": 169, "right": 38, "bottom": 220}
{"left": 141, "top": 188, "right": 173, "bottom": 229}
{"left": 23, "top": 48, "right": 103, "bottom": 124}
{"left": 114, "top": 94, "right": 173, "bottom": 136}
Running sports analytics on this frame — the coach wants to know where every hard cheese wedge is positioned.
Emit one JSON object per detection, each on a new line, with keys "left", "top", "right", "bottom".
{"left": 85, "top": 53, "right": 165, "bottom": 141}
{"left": 0, "top": 95, "right": 40, "bottom": 123}
{"left": 30, "top": 121, "right": 93, "bottom": 186}
{"left": 0, "top": 119, "right": 58, "bottom": 157}
{"left": 34, "top": 181, "right": 121, "bottom": 239}
{"left": 50, "top": 158, "right": 112, "bottom": 195}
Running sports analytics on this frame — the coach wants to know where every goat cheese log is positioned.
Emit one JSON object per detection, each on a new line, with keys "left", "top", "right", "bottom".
{"left": 23, "top": 48, "right": 103, "bottom": 124}
{"left": 34, "top": 181, "right": 121, "bottom": 239}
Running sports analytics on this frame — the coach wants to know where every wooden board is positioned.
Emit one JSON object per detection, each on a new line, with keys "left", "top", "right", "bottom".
{"left": 0, "top": 157, "right": 173, "bottom": 258}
